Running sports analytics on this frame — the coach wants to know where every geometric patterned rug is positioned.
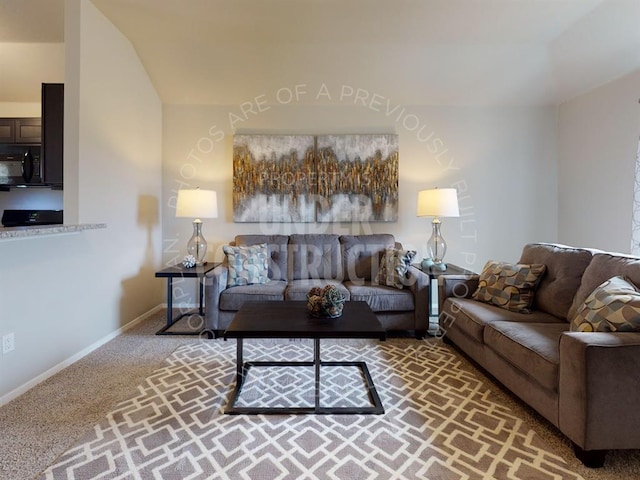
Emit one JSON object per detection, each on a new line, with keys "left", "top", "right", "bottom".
{"left": 37, "top": 339, "right": 584, "bottom": 480}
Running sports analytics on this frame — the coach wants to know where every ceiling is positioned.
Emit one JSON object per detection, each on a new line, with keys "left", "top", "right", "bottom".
{"left": 1, "top": 0, "right": 639, "bottom": 106}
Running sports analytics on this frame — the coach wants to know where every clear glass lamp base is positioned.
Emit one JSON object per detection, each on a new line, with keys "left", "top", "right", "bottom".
{"left": 427, "top": 219, "right": 447, "bottom": 265}
{"left": 187, "top": 220, "right": 208, "bottom": 265}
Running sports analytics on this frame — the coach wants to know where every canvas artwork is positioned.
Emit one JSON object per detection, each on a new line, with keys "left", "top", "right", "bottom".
{"left": 233, "top": 135, "right": 316, "bottom": 222}
{"left": 316, "top": 134, "right": 398, "bottom": 222}
{"left": 232, "top": 134, "right": 399, "bottom": 223}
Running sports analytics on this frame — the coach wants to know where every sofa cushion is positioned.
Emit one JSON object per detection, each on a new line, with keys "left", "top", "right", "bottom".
{"left": 441, "top": 297, "right": 564, "bottom": 343}
{"left": 484, "top": 321, "right": 567, "bottom": 392}
{"left": 571, "top": 276, "right": 640, "bottom": 332}
{"left": 345, "top": 281, "right": 415, "bottom": 312}
{"left": 472, "top": 261, "right": 546, "bottom": 313}
{"left": 288, "top": 234, "right": 342, "bottom": 281}
{"left": 223, "top": 243, "right": 270, "bottom": 287}
{"left": 219, "top": 280, "right": 287, "bottom": 311}
{"left": 285, "top": 279, "right": 350, "bottom": 301}
{"left": 376, "top": 247, "right": 416, "bottom": 289}
{"left": 519, "top": 243, "right": 594, "bottom": 320}
{"left": 340, "top": 234, "right": 396, "bottom": 282}
{"left": 235, "top": 234, "right": 289, "bottom": 281}
{"left": 570, "top": 252, "right": 640, "bottom": 320}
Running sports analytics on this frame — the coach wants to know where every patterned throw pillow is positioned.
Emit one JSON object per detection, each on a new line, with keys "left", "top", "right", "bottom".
{"left": 223, "top": 243, "right": 270, "bottom": 287}
{"left": 376, "top": 247, "right": 416, "bottom": 290}
{"left": 472, "top": 261, "right": 546, "bottom": 313}
{"left": 571, "top": 276, "right": 640, "bottom": 332}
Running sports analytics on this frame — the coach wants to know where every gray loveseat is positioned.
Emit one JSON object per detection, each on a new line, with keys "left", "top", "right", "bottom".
{"left": 439, "top": 242, "right": 640, "bottom": 467}
{"left": 205, "top": 233, "right": 430, "bottom": 337}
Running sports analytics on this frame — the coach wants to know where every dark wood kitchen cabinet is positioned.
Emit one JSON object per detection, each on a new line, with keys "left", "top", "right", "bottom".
{"left": 0, "top": 119, "right": 15, "bottom": 143}
{"left": 15, "top": 118, "right": 41, "bottom": 143}
{"left": 0, "top": 118, "right": 41, "bottom": 144}
{"left": 41, "top": 83, "right": 64, "bottom": 186}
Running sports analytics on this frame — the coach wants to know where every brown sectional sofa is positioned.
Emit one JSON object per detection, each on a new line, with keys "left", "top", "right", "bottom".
{"left": 205, "top": 233, "right": 431, "bottom": 337}
{"left": 438, "top": 242, "right": 640, "bottom": 467}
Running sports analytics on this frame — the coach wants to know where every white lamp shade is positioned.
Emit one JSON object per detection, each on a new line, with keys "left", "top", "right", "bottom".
{"left": 417, "top": 188, "right": 460, "bottom": 217}
{"left": 176, "top": 189, "right": 218, "bottom": 219}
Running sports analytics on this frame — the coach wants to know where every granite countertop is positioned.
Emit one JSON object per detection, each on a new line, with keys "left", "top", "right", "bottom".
{"left": 0, "top": 223, "right": 107, "bottom": 240}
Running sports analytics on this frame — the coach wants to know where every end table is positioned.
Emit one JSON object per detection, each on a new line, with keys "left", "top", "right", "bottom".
{"left": 155, "top": 262, "right": 219, "bottom": 335}
{"left": 415, "top": 263, "right": 476, "bottom": 333}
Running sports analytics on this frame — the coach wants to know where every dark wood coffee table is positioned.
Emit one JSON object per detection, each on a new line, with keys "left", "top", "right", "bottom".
{"left": 223, "top": 301, "right": 386, "bottom": 415}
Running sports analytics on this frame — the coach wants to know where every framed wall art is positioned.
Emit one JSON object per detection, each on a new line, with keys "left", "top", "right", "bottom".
{"left": 316, "top": 134, "right": 398, "bottom": 222}
{"left": 232, "top": 133, "right": 398, "bottom": 223}
{"left": 233, "top": 135, "right": 316, "bottom": 222}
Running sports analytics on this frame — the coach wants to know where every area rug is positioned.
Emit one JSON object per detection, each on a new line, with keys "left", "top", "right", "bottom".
{"left": 37, "top": 339, "right": 584, "bottom": 479}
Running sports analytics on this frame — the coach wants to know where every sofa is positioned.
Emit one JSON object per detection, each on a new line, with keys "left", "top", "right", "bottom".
{"left": 438, "top": 242, "right": 640, "bottom": 467}
{"left": 205, "top": 233, "right": 431, "bottom": 337}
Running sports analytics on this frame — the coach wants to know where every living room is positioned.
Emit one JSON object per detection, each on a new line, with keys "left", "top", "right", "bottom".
{"left": 1, "top": 0, "right": 639, "bottom": 478}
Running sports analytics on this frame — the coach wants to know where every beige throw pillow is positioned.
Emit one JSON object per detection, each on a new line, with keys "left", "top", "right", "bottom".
{"left": 376, "top": 247, "right": 416, "bottom": 289}
{"left": 571, "top": 276, "right": 640, "bottom": 332}
{"left": 472, "top": 261, "right": 546, "bottom": 313}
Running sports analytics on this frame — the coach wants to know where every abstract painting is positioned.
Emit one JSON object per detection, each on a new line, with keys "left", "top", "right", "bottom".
{"left": 232, "top": 134, "right": 399, "bottom": 223}
{"left": 316, "top": 134, "right": 398, "bottom": 222}
{"left": 233, "top": 135, "right": 315, "bottom": 222}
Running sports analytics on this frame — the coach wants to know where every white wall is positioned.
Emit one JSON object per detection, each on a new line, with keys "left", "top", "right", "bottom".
{"left": 73, "top": 0, "right": 163, "bottom": 322}
{"left": 0, "top": 42, "right": 65, "bottom": 105}
{"left": 162, "top": 100, "right": 558, "bottom": 302}
{"left": 0, "top": 0, "right": 163, "bottom": 402}
{"left": 0, "top": 103, "right": 41, "bottom": 117}
{"left": 558, "top": 69, "right": 640, "bottom": 252}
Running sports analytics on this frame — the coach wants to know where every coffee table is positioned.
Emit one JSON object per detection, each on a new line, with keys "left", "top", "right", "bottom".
{"left": 223, "top": 301, "right": 386, "bottom": 415}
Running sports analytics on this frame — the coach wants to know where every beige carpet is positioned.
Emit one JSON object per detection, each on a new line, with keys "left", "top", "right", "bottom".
{"left": 1, "top": 310, "right": 639, "bottom": 479}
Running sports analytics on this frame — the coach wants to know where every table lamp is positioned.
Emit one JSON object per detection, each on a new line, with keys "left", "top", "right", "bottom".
{"left": 417, "top": 188, "right": 459, "bottom": 269}
{"left": 176, "top": 188, "right": 218, "bottom": 265}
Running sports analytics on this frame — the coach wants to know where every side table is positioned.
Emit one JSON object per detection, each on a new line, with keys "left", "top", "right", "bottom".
{"left": 415, "top": 263, "right": 476, "bottom": 333}
{"left": 155, "top": 262, "right": 219, "bottom": 335}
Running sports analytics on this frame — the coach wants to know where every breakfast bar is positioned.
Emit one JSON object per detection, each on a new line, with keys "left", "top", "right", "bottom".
{"left": 0, "top": 223, "right": 106, "bottom": 241}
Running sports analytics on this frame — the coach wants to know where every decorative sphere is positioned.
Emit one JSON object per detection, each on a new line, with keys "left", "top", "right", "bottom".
{"left": 306, "top": 285, "right": 345, "bottom": 318}
{"left": 421, "top": 258, "right": 435, "bottom": 269}
{"left": 182, "top": 255, "right": 197, "bottom": 268}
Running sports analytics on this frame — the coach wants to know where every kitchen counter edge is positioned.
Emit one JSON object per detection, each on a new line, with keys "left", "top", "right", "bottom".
{"left": 0, "top": 223, "right": 107, "bottom": 240}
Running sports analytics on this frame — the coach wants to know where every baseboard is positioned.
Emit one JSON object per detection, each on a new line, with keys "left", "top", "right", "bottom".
{"left": 0, "top": 304, "right": 164, "bottom": 407}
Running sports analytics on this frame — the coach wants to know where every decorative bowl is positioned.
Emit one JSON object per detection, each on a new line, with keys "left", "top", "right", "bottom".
{"left": 306, "top": 285, "right": 346, "bottom": 318}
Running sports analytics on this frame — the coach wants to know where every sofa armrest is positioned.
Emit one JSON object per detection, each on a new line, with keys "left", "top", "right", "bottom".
{"left": 559, "top": 331, "right": 640, "bottom": 450}
{"left": 204, "top": 264, "right": 229, "bottom": 333}
{"left": 408, "top": 265, "right": 431, "bottom": 336}
{"left": 437, "top": 275, "right": 479, "bottom": 314}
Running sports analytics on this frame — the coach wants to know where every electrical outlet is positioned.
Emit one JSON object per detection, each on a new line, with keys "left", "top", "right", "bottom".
{"left": 2, "top": 333, "right": 15, "bottom": 354}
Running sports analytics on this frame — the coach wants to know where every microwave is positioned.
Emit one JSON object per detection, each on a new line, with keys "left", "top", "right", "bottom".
{"left": 0, "top": 147, "right": 42, "bottom": 185}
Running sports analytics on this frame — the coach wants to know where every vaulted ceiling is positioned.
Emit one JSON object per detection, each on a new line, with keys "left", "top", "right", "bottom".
{"left": 1, "top": 0, "right": 639, "bottom": 106}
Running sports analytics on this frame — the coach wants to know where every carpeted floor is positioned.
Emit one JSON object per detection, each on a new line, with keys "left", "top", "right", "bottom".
{"left": 1, "top": 310, "right": 640, "bottom": 479}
